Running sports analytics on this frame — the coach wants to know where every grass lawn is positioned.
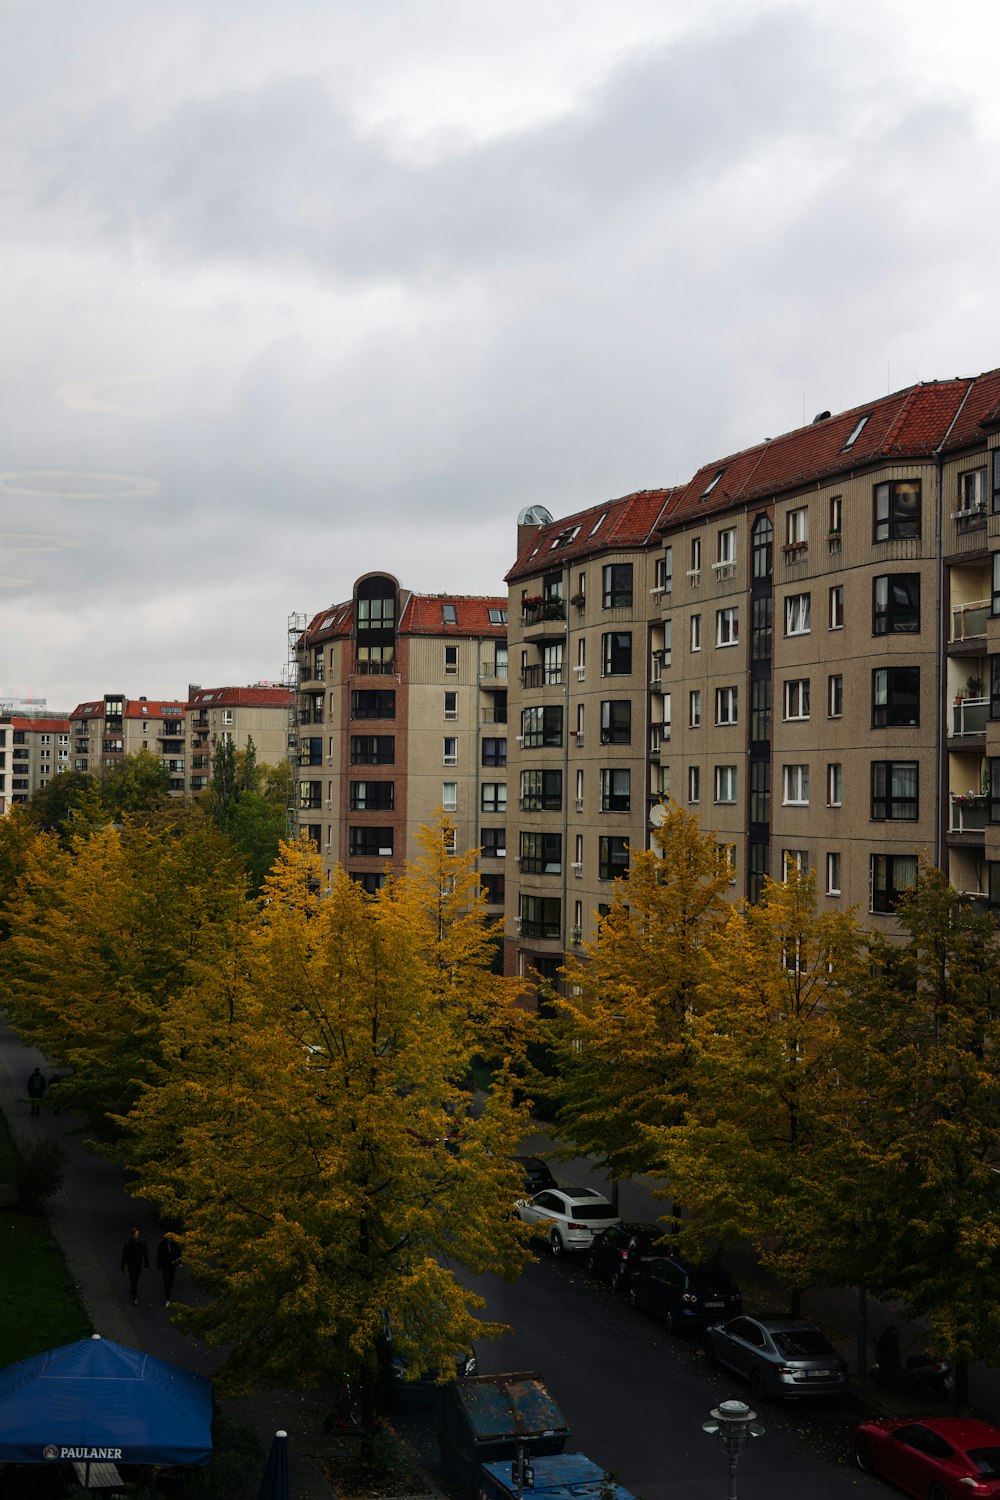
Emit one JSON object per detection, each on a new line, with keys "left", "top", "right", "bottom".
{"left": 0, "top": 1113, "right": 92, "bottom": 1364}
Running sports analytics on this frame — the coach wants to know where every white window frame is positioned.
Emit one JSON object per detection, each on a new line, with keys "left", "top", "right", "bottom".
{"left": 715, "top": 685, "right": 738, "bottom": 726}
{"left": 784, "top": 593, "right": 811, "bottom": 636}
{"left": 443, "top": 736, "right": 458, "bottom": 767}
{"left": 782, "top": 764, "right": 810, "bottom": 806}
{"left": 442, "top": 781, "right": 458, "bottom": 812}
{"left": 786, "top": 507, "right": 808, "bottom": 547}
{"left": 827, "top": 763, "right": 842, "bottom": 807}
{"left": 714, "top": 765, "right": 737, "bottom": 804}
{"left": 689, "top": 690, "right": 702, "bottom": 728}
{"left": 782, "top": 848, "right": 809, "bottom": 880}
{"left": 829, "top": 584, "right": 844, "bottom": 630}
{"left": 687, "top": 765, "right": 701, "bottom": 804}
{"left": 444, "top": 691, "right": 458, "bottom": 720}
{"left": 716, "top": 606, "right": 739, "bottom": 647}
{"left": 826, "top": 851, "right": 842, "bottom": 896}
{"left": 784, "top": 679, "right": 810, "bottom": 721}
{"left": 690, "top": 614, "right": 702, "bottom": 652}
{"left": 828, "top": 674, "right": 843, "bottom": 719}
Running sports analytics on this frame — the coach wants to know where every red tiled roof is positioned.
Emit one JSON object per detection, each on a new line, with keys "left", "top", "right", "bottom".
{"left": 8, "top": 716, "right": 70, "bottom": 732}
{"left": 506, "top": 489, "right": 676, "bottom": 582}
{"left": 69, "top": 699, "right": 184, "bottom": 721}
{"left": 187, "top": 686, "right": 293, "bottom": 709}
{"left": 401, "top": 595, "right": 508, "bottom": 636}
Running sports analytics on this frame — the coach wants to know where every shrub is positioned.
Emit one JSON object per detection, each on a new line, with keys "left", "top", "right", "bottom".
{"left": 13, "top": 1136, "right": 67, "bottom": 1215}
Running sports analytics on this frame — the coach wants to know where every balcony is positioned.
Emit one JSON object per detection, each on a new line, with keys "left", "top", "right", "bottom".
{"left": 521, "top": 597, "right": 565, "bottom": 626}
{"left": 949, "top": 793, "right": 988, "bottom": 834}
{"left": 950, "top": 696, "right": 989, "bottom": 737}
{"left": 521, "top": 664, "right": 564, "bottom": 688}
{"left": 951, "top": 503, "right": 987, "bottom": 536}
{"left": 951, "top": 599, "right": 989, "bottom": 643}
{"left": 479, "top": 660, "right": 509, "bottom": 685}
{"left": 352, "top": 659, "right": 395, "bottom": 676}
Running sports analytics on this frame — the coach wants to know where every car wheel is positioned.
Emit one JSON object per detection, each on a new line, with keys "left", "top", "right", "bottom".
{"left": 928, "top": 1487, "right": 948, "bottom": 1500}
{"left": 585, "top": 1252, "right": 597, "bottom": 1275}
{"left": 610, "top": 1268, "right": 624, "bottom": 1293}
{"left": 749, "top": 1368, "right": 766, "bottom": 1402}
{"left": 551, "top": 1230, "right": 564, "bottom": 1258}
{"left": 853, "top": 1435, "right": 874, "bottom": 1474}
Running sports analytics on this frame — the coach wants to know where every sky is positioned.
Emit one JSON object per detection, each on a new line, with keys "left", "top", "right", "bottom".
{"left": 4, "top": 0, "right": 1000, "bottom": 710}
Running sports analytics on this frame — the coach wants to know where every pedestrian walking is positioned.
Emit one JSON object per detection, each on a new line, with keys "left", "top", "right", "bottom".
{"left": 156, "top": 1233, "right": 181, "bottom": 1306}
{"left": 26, "top": 1067, "right": 47, "bottom": 1117}
{"left": 121, "top": 1227, "right": 149, "bottom": 1305}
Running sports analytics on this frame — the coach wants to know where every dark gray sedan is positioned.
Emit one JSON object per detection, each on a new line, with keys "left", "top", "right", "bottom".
{"left": 703, "top": 1315, "right": 848, "bottom": 1401}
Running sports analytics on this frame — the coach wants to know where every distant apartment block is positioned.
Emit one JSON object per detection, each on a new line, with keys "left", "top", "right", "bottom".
{"left": 186, "top": 685, "right": 294, "bottom": 794}
{"left": 71, "top": 696, "right": 188, "bottom": 793}
{"left": 0, "top": 712, "right": 72, "bottom": 810}
{"left": 292, "top": 573, "right": 508, "bottom": 914}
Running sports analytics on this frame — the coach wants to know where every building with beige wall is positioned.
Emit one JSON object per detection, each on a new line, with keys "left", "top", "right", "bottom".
{"left": 186, "top": 685, "right": 294, "bottom": 794}
{"left": 1, "top": 712, "right": 71, "bottom": 810}
{"left": 503, "top": 366, "right": 1000, "bottom": 994}
{"left": 71, "top": 696, "right": 188, "bottom": 793}
{"left": 293, "top": 574, "right": 508, "bottom": 915}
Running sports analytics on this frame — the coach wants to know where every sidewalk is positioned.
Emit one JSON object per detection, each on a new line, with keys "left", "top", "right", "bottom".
{"left": 0, "top": 1020, "right": 336, "bottom": 1500}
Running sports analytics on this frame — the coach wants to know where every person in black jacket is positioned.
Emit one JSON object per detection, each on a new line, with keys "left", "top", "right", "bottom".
{"left": 26, "top": 1067, "right": 47, "bottom": 1117}
{"left": 121, "top": 1227, "right": 149, "bottom": 1305}
{"left": 155, "top": 1233, "right": 181, "bottom": 1306}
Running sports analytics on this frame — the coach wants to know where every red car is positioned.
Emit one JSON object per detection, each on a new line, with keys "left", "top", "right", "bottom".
{"left": 853, "top": 1416, "right": 1000, "bottom": 1498}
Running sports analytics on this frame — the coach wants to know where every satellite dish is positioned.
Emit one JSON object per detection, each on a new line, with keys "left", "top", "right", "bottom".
{"left": 649, "top": 803, "right": 666, "bottom": 827}
{"left": 517, "top": 504, "right": 554, "bottom": 526}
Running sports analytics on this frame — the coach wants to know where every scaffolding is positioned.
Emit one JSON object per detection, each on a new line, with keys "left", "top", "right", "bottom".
{"left": 284, "top": 613, "right": 307, "bottom": 839}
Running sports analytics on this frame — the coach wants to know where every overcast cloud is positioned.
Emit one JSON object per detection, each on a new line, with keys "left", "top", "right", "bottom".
{"left": 2, "top": 0, "right": 1000, "bottom": 709}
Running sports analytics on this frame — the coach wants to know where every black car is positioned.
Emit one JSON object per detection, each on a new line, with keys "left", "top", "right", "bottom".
{"left": 515, "top": 1155, "right": 558, "bottom": 1194}
{"left": 586, "top": 1222, "right": 664, "bottom": 1291}
{"left": 629, "top": 1255, "right": 742, "bottom": 1333}
{"left": 377, "top": 1311, "right": 477, "bottom": 1408}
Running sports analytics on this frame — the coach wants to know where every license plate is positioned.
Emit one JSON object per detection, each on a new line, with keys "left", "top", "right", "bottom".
{"left": 809, "top": 1369, "right": 832, "bottom": 1377}
{"left": 705, "top": 1301, "right": 724, "bottom": 1308}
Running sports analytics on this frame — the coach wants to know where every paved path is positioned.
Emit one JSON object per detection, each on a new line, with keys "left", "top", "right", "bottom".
{"left": 0, "top": 1020, "right": 336, "bottom": 1499}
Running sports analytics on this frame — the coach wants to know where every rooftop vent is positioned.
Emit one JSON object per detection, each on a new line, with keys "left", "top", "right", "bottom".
{"left": 812, "top": 410, "right": 831, "bottom": 423}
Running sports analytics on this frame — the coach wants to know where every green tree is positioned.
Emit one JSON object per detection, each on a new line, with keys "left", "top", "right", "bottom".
{"left": 205, "top": 737, "right": 290, "bottom": 892}
{"left": 544, "top": 803, "right": 731, "bottom": 1183}
{"left": 24, "top": 771, "right": 101, "bottom": 838}
{"left": 119, "top": 829, "right": 530, "bottom": 1408}
{"left": 652, "top": 867, "right": 864, "bottom": 1296}
{"left": 99, "top": 750, "right": 171, "bottom": 819}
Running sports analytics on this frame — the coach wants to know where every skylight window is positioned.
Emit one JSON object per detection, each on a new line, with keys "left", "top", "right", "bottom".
{"left": 550, "top": 525, "right": 581, "bottom": 550}
{"left": 321, "top": 614, "right": 336, "bottom": 629}
{"left": 700, "top": 467, "right": 726, "bottom": 498}
{"left": 442, "top": 603, "right": 458, "bottom": 625}
{"left": 589, "top": 512, "right": 608, "bottom": 537}
{"left": 842, "top": 414, "right": 870, "bottom": 450}
{"left": 488, "top": 608, "right": 508, "bottom": 625}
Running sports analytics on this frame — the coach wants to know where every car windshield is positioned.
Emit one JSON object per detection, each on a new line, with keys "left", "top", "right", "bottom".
{"left": 572, "top": 1204, "right": 617, "bottom": 1220}
{"left": 688, "top": 1272, "right": 736, "bottom": 1291}
{"left": 771, "top": 1330, "right": 834, "bottom": 1357}
{"left": 969, "top": 1448, "right": 1000, "bottom": 1477}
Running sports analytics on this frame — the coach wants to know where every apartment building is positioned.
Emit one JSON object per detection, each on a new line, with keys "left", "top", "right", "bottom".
{"left": 293, "top": 573, "right": 508, "bottom": 911}
{"left": 71, "top": 695, "right": 188, "bottom": 793}
{"left": 186, "top": 685, "right": 294, "bottom": 794}
{"left": 504, "top": 366, "right": 1000, "bottom": 988}
{"left": 0, "top": 713, "right": 72, "bottom": 810}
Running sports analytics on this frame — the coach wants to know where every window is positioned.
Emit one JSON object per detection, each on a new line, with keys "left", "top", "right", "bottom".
{"left": 444, "top": 644, "right": 458, "bottom": 673}
{"left": 690, "top": 614, "right": 702, "bottom": 652}
{"left": 480, "top": 872, "right": 505, "bottom": 903}
{"left": 482, "top": 782, "right": 507, "bottom": 813}
{"left": 872, "top": 667, "right": 919, "bottom": 728}
{"left": 828, "top": 585, "right": 844, "bottom": 630}
{"left": 829, "top": 494, "right": 843, "bottom": 538}
{"left": 443, "top": 737, "right": 458, "bottom": 765}
{"left": 521, "top": 705, "right": 563, "bottom": 748}
{"left": 350, "top": 736, "right": 395, "bottom": 764}
{"left": 751, "top": 596, "right": 772, "bottom": 661}
{"left": 599, "top": 767, "right": 631, "bottom": 812}
{"left": 488, "top": 607, "right": 507, "bottom": 625}
{"left": 350, "top": 781, "right": 394, "bottom": 810}
{"left": 221, "top": 709, "right": 233, "bottom": 726}
{"left": 701, "top": 467, "right": 725, "bottom": 497}
{"left": 300, "top": 737, "right": 322, "bottom": 765}
{"left": 828, "top": 674, "right": 843, "bottom": 718}
{"left": 784, "top": 679, "right": 810, "bottom": 721}
{"left": 827, "top": 763, "right": 842, "bottom": 807}
{"left": 994, "top": 552, "right": 1000, "bottom": 617}
{"left": 575, "top": 768, "right": 584, "bottom": 809}
{"left": 687, "top": 766, "right": 701, "bottom": 804}
{"left": 600, "top": 700, "right": 631, "bottom": 744}
{"left": 784, "top": 593, "right": 811, "bottom": 635}
{"left": 716, "top": 606, "right": 739, "bottom": 646}
{"left": 444, "top": 690, "right": 458, "bottom": 719}
{"left": 873, "top": 479, "right": 921, "bottom": 542}
{"left": 843, "top": 413, "right": 870, "bottom": 450}
{"left": 442, "top": 782, "right": 458, "bottom": 811}
{"left": 575, "top": 702, "right": 584, "bottom": 739}
{"left": 782, "top": 765, "right": 810, "bottom": 806}
{"left": 441, "top": 603, "right": 458, "bottom": 625}
{"left": 356, "top": 643, "right": 394, "bottom": 672}
{"left": 871, "top": 761, "right": 918, "bottom": 820}
{"left": 716, "top": 686, "right": 738, "bottom": 726}
{"left": 689, "top": 536, "right": 702, "bottom": 582}
{"left": 661, "top": 620, "right": 671, "bottom": 668}
{"left": 356, "top": 590, "right": 395, "bottom": 629}
{"left": 481, "top": 828, "right": 507, "bottom": 858}
{"left": 826, "top": 852, "right": 842, "bottom": 896}
{"left": 959, "top": 468, "right": 987, "bottom": 513}
{"left": 873, "top": 574, "right": 919, "bottom": 634}
{"left": 601, "top": 632, "right": 633, "bottom": 675}
{"left": 752, "top": 514, "right": 773, "bottom": 578}
{"left": 871, "top": 853, "right": 918, "bottom": 913}
{"left": 663, "top": 546, "right": 672, "bottom": 594}
{"left": 297, "top": 783, "right": 322, "bottom": 812}
{"left": 518, "top": 894, "right": 561, "bottom": 939}
{"left": 482, "top": 737, "right": 507, "bottom": 767}
{"left": 750, "top": 681, "right": 771, "bottom": 742}
{"left": 576, "top": 637, "right": 586, "bottom": 677}
{"left": 349, "top": 826, "right": 394, "bottom": 858}
{"left": 602, "top": 563, "right": 633, "bottom": 608}
{"left": 520, "top": 770, "right": 561, "bottom": 810}
{"left": 689, "top": 690, "right": 702, "bottom": 728}
{"left": 782, "top": 849, "right": 808, "bottom": 881}
{"left": 714, "top": 765, "right": 737, "bottom": 804}
{"left": 351, "top": 690, "right": 396, "bottom": 719}
{"left": 717, "top": 526, "right": 737, "bottom": 563}
{"left": 785, "top": 507, "right": 808, "bottom": 551}
{"left": 520, "top": 832, "right": 562, "bottom": 874}
{"left": 993, "top": 450, "right": 1000, "bottom": 515}
{"left": 599, "top": 836, "right": 630, "bottom": 881}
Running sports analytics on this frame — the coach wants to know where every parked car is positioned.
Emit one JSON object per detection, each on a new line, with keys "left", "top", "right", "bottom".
{"left": 628, "top": 1254, "right": 742, "bottom": 1332}
{"left": 515, "top": 1155, "right": 558, "bottom": 1195}
{"left": 377, "top": 1310, "right": 477, "bottom": 1408}
{"left": 585, "top": 1222, "right": 663, "bottom": 1291}
{"left": 853, "top": 1416, "right": 1000, "bottom": 1499}
{"left": 703, "top": 1314, "right": 848, "bottom": 1400}
{"left": 515, "top": 1187, "right": 620, "bottom": 1256}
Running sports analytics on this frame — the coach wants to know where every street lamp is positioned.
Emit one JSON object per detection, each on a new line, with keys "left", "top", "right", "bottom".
{"left": 702, "top": 1399, "right": 764, "bottom": 1500}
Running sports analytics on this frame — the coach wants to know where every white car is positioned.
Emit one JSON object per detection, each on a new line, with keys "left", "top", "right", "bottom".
{"left": 515, "top": 1187, "right": 620, "bottom": 1257}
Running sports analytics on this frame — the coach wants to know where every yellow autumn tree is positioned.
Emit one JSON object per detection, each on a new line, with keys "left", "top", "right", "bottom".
{"left": 120, "top": 826, "right": 531, "bottom": 1407}
{"left": 651, "top": 866, "right": 864, "bottom": 1293}
{"left": 544, "top": 802, "right": 732, "bottom": 1182}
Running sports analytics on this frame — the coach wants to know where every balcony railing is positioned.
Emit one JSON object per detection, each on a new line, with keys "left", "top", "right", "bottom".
{"left": 950, "top": 794, "right": 988, "bottom": 833}
{"left": 952, "top": 503, "right": 987, "bottom": 535}
{"left": 353, "top": 659, "right": 395, "bottom": 675}
{"left": 951, "top": 599, "right": 990, "bottom": 642}
{"left": 951, "top": 696, "right": 989, "bottom": 736}
{"left": 521, "top": 599, "right": 566, "bottom": 625}
{"left": 521, "top": 664, "right": 564, "bottom": 687}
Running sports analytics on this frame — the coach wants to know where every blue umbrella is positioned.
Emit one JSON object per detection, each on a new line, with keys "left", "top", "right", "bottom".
{"left": 257, "top": 1429, "right": 290, "bottom": 1500}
